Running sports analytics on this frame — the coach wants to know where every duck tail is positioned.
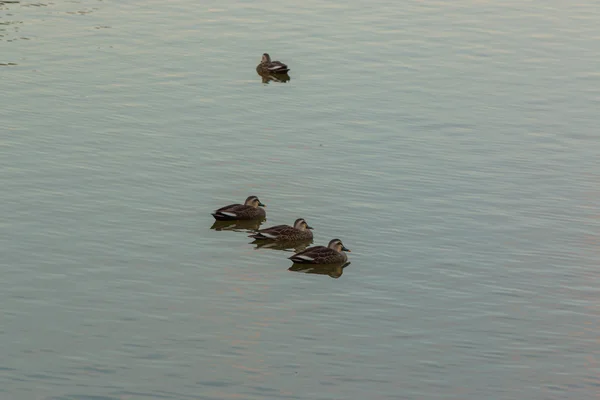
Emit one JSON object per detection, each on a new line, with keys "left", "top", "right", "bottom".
{"left": 212, "top": 212, "right": 235, "bottom": 221}
{"left": 289, "top": 254, "right": 313, "bottom": 264}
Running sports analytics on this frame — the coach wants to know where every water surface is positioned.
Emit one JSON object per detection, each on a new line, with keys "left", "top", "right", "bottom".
{"left": 2, "top": 0, "right": 599, "bottom": 399}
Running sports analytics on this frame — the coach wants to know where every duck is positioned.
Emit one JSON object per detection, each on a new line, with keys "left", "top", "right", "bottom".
{"left": 211, "top": 195, "right": 266, "bottom": 221}
{"left": 256, "top": 53, "right": 290, "bottom": 74}
{"left": 288, "top": 238, "right": 351, "bottom": 264}
{"left": 249, "top": 218, "right": 313, "bottom": 242}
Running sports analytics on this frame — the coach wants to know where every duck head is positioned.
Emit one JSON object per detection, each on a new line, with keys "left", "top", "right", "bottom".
{"left": 293, "top": 218, "right": 314, "bottom": 231}
{"left": 328, "top": 238, "right": 351, "bottom": 253}
{"left": 244, "top": 195, "right": 265, "bottom": 208}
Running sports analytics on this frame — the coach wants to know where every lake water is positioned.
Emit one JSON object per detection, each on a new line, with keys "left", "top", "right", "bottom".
{"left": 2, "top": 0, "right": 599, "bottom": 399}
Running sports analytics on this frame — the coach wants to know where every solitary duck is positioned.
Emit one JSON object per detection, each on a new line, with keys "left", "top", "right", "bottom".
{"left": 289, "top": 238, "right": 351, "bottom": 264}
{"left": 211, "top": 195, "right": 266, "bottom": 221}
{"left": 256, "top": 53, "right": 290, "bottom": 74}
{"left": 249, "top": 218, "right": 313, "bottom": 242}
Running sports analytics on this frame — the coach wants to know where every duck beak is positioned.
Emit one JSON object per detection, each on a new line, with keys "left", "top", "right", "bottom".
{"left": 258, "top": 202, "right": 265, "bottom": 207}
{"left": 342, "top": 246, "right": 351, "bottom": 252}
{"left": 306, "top": 225, "right": 314, "bottom": 230}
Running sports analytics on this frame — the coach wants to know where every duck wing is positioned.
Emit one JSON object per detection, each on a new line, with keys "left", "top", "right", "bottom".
{"left": 289, "top": 245, "right": 337, "bottom": 264}
{"left": 267, "top": 61, "right": 289, "bottom": 73}
{"left": 249, "top": 224, "right": 293, "bottom": 240}
{"left": 212, "top": 203, "right": 252, "bottom": 220}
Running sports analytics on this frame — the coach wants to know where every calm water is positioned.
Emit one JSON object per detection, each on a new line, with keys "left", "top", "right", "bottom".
{"left": 2, "top": 0, "right": 599, "bottom": 399}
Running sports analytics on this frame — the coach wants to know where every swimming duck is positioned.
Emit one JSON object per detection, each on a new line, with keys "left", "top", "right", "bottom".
{"left": 249, "top": 218, "right": 313, "bottom": 241}
{"left": 256, "top": 53, "right": 290, "bottom": 74}
{"left": 211, "top": 195, "right": 266, "bottom": 221}
{"left": 288, "top": 238, "right": 351, "bottom": 264}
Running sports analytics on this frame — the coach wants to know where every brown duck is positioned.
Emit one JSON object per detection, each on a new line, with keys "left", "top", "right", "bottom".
{"left": 256, "top": 53, "right": 290, "bottom": 74}
{"left": 249, "top": 218, "right": 313, "bottom": 241}
{"left": 211, "top": 195, "right": 266, "bottom": 221}
{"left": 289, "top": 238, "right": 351, "bottom": 264}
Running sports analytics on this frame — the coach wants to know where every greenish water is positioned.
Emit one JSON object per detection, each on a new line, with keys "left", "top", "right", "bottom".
{"left": 2, "top": 1, "right": 599, "bottom": 399}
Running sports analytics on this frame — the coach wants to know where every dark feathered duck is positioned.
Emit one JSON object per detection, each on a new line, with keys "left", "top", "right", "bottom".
{"left": 249, "top": 218, "right": 313, "bottom": 242}
{"left": 211, "top": 195, "right": 266, "bottom": 221}
{"left": 288, "top": 238, "right": 351, "bottom": 264}
{"left": 256, "top": 53, "right": 290, "bottom": 74}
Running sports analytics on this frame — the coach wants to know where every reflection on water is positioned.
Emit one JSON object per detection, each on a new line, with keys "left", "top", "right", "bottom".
{"left": 289, "top": 262, "right": 351, "bottom": 279}
{"left": 66, "top": 8, "right": 97, "bottom": 15}
{"left": 0, "top": 19, "right": 24, "bottom": 42}
{"left": 3, "top": 0, "right": 599, "bottom": 398}
{"left": 210, "top": 219, "right": 265, "bottom": 233}
{"left": 257, "top": 71, "right": 291, "bottom": 84}
{"left": 251, "top": 238, "right": 313, "bottom": 252}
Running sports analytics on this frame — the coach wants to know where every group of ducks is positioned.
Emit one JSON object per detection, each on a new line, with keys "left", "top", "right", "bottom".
{"left": 211, "top": 196, "right": 352, "bottom": 272}
{"left": 256, "top": 53, "right": 291, "bottom": 83}
{"left": 210, "top": 55, "right": 347, "bottom": 274}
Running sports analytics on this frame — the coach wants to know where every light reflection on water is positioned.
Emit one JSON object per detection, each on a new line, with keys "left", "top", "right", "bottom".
{"left": 1, "top": 0, "right": 599, "bottom": 399}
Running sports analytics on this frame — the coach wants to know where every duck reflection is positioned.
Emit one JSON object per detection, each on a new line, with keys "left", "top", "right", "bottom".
{"left": 257, "top": 71, "right": 291, "bottom": 84}
{"left": 251, "top": 238, "right": 313, "bottom": 252}
{"left": 210, "top": 218, "right": 265, "bottom": 233}
{"left": 289, "top": 262, "right": 351, "bottom": 279}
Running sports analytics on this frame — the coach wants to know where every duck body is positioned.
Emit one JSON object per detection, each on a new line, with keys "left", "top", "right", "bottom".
{"left": 249, "top": 218, "right": 313, "bottom": 242}
{"left": 212, "top": 195, "right": 266, "bottom": 221}
{"left": 289, "top": 238, "right": 350, "bottom": 264}
{"left": 256, "top": 53, "right": 290, "bottom": 74}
